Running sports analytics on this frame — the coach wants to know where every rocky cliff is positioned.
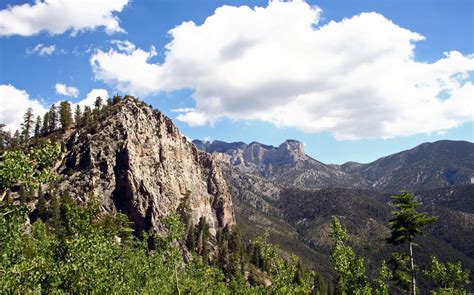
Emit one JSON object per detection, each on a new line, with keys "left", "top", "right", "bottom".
{"left": 56, "top": 97, "right": 234, "bottom": 235}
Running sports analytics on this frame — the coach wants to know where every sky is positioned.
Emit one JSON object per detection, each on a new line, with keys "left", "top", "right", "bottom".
{"left": 0, "top": 0, "right": 473, "bottom": 164}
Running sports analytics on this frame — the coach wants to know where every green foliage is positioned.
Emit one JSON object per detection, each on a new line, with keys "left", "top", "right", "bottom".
{"left": 387, "top": 190, "right": 438, "bottom": 294}
{"left": 74, "top": 105, "right": 82, "bottom": 127}
{"left": 252, "top": 232, "right": 314, "bottom": 293}
{"left": 48, "top": 104, "right": 58, "bottom": 133}
{"left": 59, "top": 101, "right": 73, "bottom": 130}
{"left": 21, "top": 107, "right": 35, "bottom": 142}
{"left": 374, "top": 260, "right": 392, "bottom": 295}
{"left": 329, "top": 216, "right": 372, "bottom": 294}
{"left": 0, "top": 139, "right": 61, "bottom": 192}
{"left": 424, "top": 256, "right": 470, "bottom": 294}
{"left": 34, "top": 115, "right": 42, "bottom": 137}
{"left": 387, "top": 190, "right": 438, "bottom": 245}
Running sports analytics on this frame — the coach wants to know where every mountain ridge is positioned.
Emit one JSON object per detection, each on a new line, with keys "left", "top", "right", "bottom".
{"left": 194, "top": 138, "right": 474, "bottom": 192}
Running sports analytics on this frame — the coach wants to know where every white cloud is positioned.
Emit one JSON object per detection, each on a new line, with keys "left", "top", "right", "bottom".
{"left": 171, "top": 107, "right": 195, "bottom": 113}
{"left": 0, "top": 0, "right": 129, "bottom": 37}
{"left": 27, "top": 43, "right": 56, "bottom": 56}
{"left": 55, "top": 83, "right": 79, "bottom": 98}
{"left": 110, "top": 40, "right": 136, "bottom": 54}
{"left": 90, "top": 1, "right": 474, "bottom": 139}
{"left": 0, "top": 84, "right": 48, "bottom": 132}
{"left": 72, "top": 89, "right": 109, "bottom": 109}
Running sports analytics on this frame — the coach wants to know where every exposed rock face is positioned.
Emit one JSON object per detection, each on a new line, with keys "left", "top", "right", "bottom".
{"left": 193, "top": 139, "right": 363, "bottom": 189}
{"left": 56, "top": 97, "right": 234, "bottom": 235}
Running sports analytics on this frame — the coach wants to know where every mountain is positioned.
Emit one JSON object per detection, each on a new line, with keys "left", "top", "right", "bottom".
{"left": 194, "top": 139, "right": 474, "bottom": 192}
{"left": 339, "top": 140, "right": 474, "bottom": 192}
{"left": 193, "top": 139, "right": 364, "bottom": 189}
{"left": 194, "top": 138, "right": 474, "bottom": 288}
{"left": 55, "top": 97, "right": 235, "bottom": 235}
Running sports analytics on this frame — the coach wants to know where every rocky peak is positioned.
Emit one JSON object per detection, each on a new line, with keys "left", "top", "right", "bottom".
{"left": 56, "top": 96, "right": 235, "bottom": 235}
{"left": 277, "top": 140, "right": 306, "bottom": 163}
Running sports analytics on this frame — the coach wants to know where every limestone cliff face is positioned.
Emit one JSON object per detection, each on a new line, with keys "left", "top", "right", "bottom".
{"left": 56, "top": 97, "right": 234, "bottom": 235}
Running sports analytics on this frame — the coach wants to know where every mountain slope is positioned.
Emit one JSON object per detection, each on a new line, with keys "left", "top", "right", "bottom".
{"left": 194, "top": 139, "right": 364, "bottom": 189}
{"left": 56, "top": 97, "right": 235, "bottom": 235}
{"left": 196, "top": 139, "right": 474, "bottom": 192}
{"left": 340, "top": 140, "right": 474, "bottom": 192}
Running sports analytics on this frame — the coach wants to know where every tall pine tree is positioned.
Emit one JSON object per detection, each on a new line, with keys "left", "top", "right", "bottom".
{"left": 21, "top": 107, "right": 35, "bottom": 142}
{"left": 41, "top": 112, "right": 50, "bottom": 135}
{"left": 387, "top": 190, "right": 438, "bottom": 295}
{"left": 59, "top": 101, "right": 73, "bottom": 130}
{"left": 48, "top": 104, "right": 58, "bottom": 133}
{"left": 74, "top": 105, "right": 82, "bottom": 127}
{"left": 34, "top": 115, "right": 42, "bottom": 137}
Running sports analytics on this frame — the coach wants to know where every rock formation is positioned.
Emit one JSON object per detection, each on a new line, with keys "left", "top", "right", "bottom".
{"left": 56, "top": 97, "right": 234, "bottom": 235}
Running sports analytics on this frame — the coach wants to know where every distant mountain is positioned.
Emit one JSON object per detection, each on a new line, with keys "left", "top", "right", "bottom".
{"left": 338, "top": 140, "right": 474, "bottom": 192}
{"left": 193, "top": 139, "right": 364, "bottom": 189}
{"left": 194, "top": 139, "right": 474, "bottom": 192}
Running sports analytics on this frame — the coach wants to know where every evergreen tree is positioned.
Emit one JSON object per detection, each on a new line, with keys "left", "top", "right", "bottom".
{"left": 82, "top": 106, "right": 92, "bottom": 126}
{"left": 74, "top": 105, "right": 82, "bottom": 127}
{"left": 34, "top": 115, "right": 42, "bottom": 137}
{"left": 41, "top": 112, "right": 50, "bottom": 135}
{"left": 48, "top": 194, "right": 61, "bottom": 231}
{"left": 112, "top": 95, "right": 122, "bottom": 104}
{"left": 48, "top": 104, "right": 58, "bottom": 133}
{"left": 11, "top": 130, "right": 21, "bottom": 148}
{"left": 0, "top": 124, "right": 8, "bottom": 150}
{"left": 21, "top": 107, "right": 35, "bottom": 142}
{"left": 59, "top": 101, "right": 73, "bottom": 130}
{"left": 94, "top": 96, "right": 103, "bottom": 111}
{"left": 37, "top": 186, "right": 48, "bottom": 222}
{"left": 387, "top": 190, "right": 438, "bottom": 295}
{"left": 197, "top": 217, "right": 210, "bottom": 264}
{"left": 186, "top": 224, "right": 196, "bottom": 253}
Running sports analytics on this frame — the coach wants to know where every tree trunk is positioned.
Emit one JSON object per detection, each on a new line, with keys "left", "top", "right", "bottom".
{"left": 409, "top": 241, "right": 416, "bottom": 295}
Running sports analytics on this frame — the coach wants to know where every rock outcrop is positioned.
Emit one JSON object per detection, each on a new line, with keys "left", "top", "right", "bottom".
{"left": 56, "top": 97, "right": 234, "bottom": 235}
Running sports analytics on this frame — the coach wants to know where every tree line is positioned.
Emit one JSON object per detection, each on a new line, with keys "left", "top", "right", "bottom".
{"left": 0, "top": 95, "right": 126, "bottom": 151}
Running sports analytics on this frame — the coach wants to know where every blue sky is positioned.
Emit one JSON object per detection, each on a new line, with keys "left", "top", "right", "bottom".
{"left": 0, "top": 0, "right": 473, "bottom": 164}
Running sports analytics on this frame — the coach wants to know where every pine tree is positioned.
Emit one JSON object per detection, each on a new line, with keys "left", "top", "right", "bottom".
{"left": 0, "top": 124, "right": 8, "bottom": 150}
{"left": 37, "top": 186, "right": 49, "bottom": 222}
{"left": 48, "top": 104, "right": 58, "bottom": 133}
{"left": 11, "top": 130, "right": 21, "bottom": 148}
{"left": 387, "top": 190, "right": 438, "bottom": 295}
{"left": 21, "top": 107, "right": 35, "bottom": 142}
{"left": 94, "top": 96, "right": 103, "bottom": 111}
{"left": 59, "top": 101, "right": 73, "bottom": 130}
{"left": 34, "top": 115, "right": 42, "bottom": 137}
{"left": 74, "top": 105, "right": 82, "bottom": 127}
{"left": 48, "top": 194, "right": 61, "bottom": 231}
{"left": 186, "top": 224, "right": 196, "bottom": 253}
{"left": 41, "top": 112, "right": 50, "bottom": 135}
{"left": 82, "top": 106, "right": 92, "bottom": 126}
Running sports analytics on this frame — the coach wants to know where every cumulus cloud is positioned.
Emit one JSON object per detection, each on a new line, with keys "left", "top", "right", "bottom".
{"left": 90, "top": 1, "right": 474, "bottom": 139}
{"left": 0, "top": 0, "right": 129, "bottom": 37}
{"left": 26, "top": 43, "right": 56, "bottom": 56}
{"left": 55, "top": 83, "right": 79, "bottom": 98}
{"left": 0, "top": 84, "right": 48, "bottom": 132}
{"left": 72, "top": 88, "right": 109, "bottom": 109}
